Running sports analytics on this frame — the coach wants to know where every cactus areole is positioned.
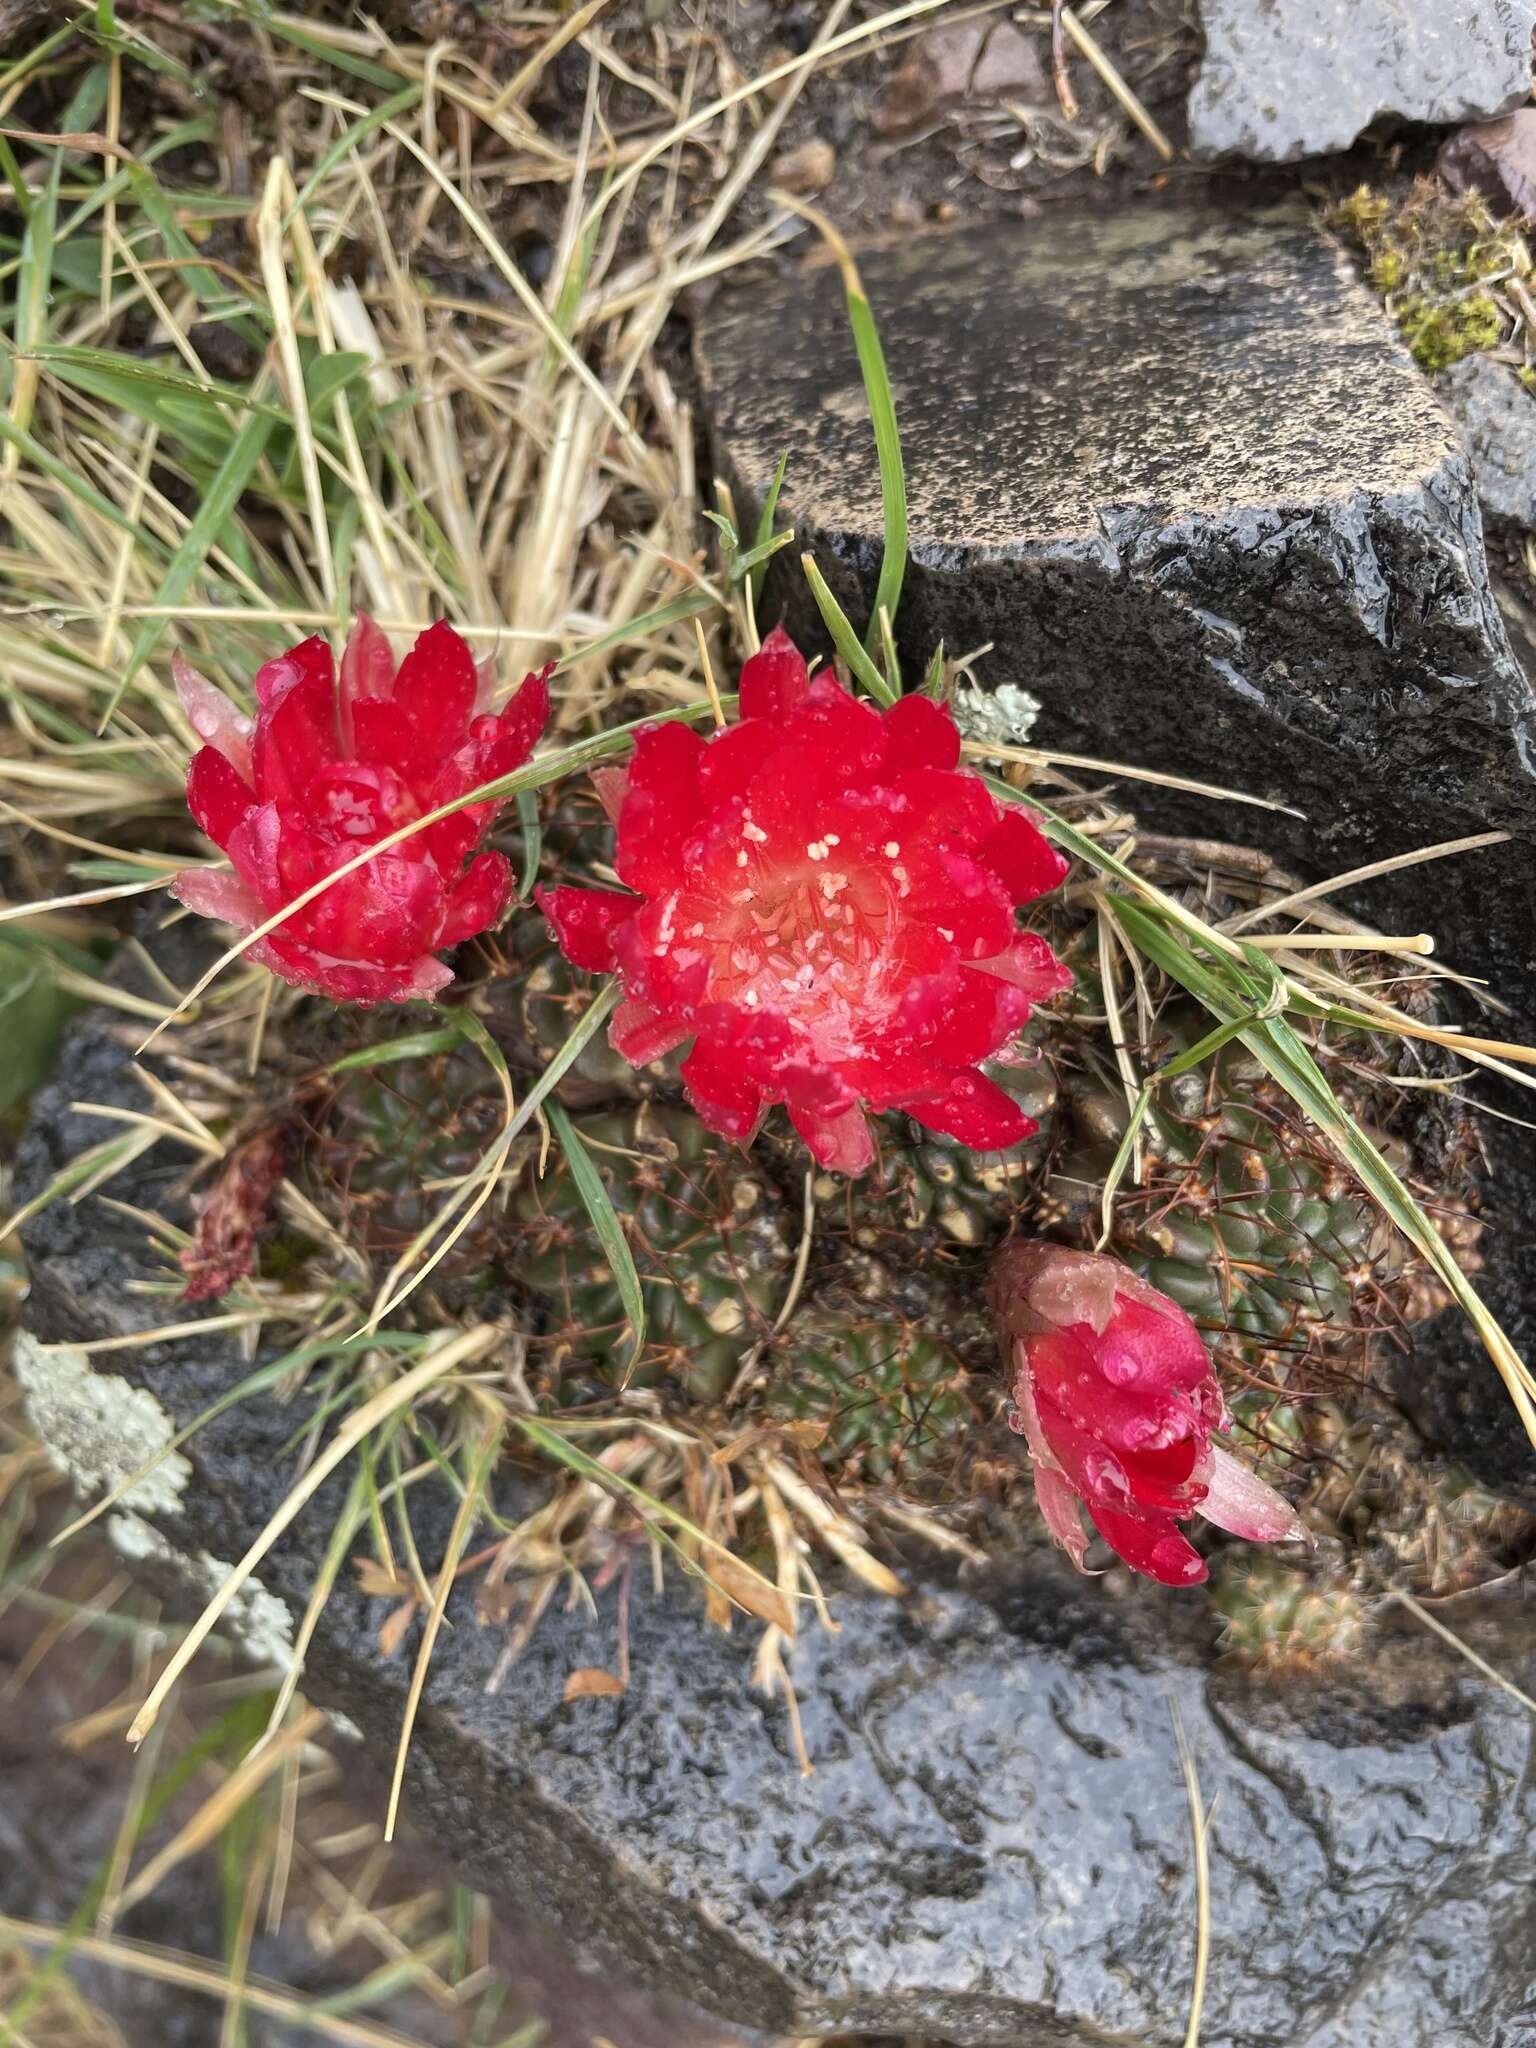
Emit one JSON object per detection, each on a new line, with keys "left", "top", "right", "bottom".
{"left": 991, "top": 1241, "right": 1304, "bottom": 1586}
{"left": 540, "top": 627, "right": 1072, "bottom": 1175}
{"left": 172, "top": 616, "right": 551, "bottom": 1004}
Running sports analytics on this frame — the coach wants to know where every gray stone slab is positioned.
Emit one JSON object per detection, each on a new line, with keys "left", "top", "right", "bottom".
{"left": 15, "top": 942, "right": 1536, "bottom": 2048}
{"left": 1188, "top": 0, "right": 1536, "bottom": 163}
{"left": 1442, "top": 352, "right": 1536, "bottom": 526}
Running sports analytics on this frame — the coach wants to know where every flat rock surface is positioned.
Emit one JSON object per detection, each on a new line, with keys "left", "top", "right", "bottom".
{"left": 16, "top": 959, "right": 1536, "bottom": 2048}
{"left": 1188, "top": 0, "right": 1536, "bottom": 163}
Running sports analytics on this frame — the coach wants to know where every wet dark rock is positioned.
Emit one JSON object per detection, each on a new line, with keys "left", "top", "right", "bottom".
{"left": 1441, "top": 353, "right": 1536, "bottom": 526}
{"left": 696, "top": 198, "right": 1536, "bottom": 1494}
{"left": 15, "top": 954, "right": 1536, "bottom": 2048}
{"left": 1188, "top": 0, "right": 1536, "bottom": 163}
{"left": 1440, "top": 106, "right": 1536, "bottom": 218}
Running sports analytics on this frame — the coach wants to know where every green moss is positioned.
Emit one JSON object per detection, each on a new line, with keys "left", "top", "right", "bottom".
{"left": 1326, "top": 176, "right": 1528, "bottom": 372}
{"left": 1399, "top": 291, "right": 1503, "bottom": 371}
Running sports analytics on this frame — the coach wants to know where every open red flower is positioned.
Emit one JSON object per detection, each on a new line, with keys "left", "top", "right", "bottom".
{"left": 991, "top": 1241, "right": 1303, "bottom": 1586}
{"left": 539, "top": 626, "right": 1070, "bottom": 1173}
{"left": 172, "top": 617, "right": 549, "bottom": 1004}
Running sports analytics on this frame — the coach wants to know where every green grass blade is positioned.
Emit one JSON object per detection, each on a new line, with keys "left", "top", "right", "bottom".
{"left": 553, "top": 587, "right": 716, "bottom": 671}
{"left": 545, "top": 1099, "right": 646, "bottom": 1378}
{"left": 325, "top": 1025, "right": 468, "bottom": 1076}
{"left": 286, "top": 84, "right": 423, "bottom": 222}
{"left": 125, "top": 162, "right": 266, "bottom": 340}
{"left": 102, "top": 402, "right": 280, "bottom": 725}
{"left": 750, "top": 446, "right": 790, "bottom": 605}
{"left": 845, "top": 282, "right": 907, "bottom": 655}
{"left": 509, "top": 1416, "right": 791, "bottom": 1628}
{"left": 800, "top": 551, "right": 897, "bottom": 706}
{"left": 0, "top": 412, "right": 159, "bottom": 544}
{"left": 783, "top": 204, "right": 907, "bottom": 654}
{"left": 516, "top": 787, "right": 543, "bottom": 900}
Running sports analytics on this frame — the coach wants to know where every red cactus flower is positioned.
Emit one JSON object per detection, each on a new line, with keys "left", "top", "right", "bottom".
{"left": 172, "top": 617, "right": 549, "bottom": 1004}
{"left": 991, "top": 1241, "right": 1302, "bottom": 1586}
{"left": 538, "top": 627, "right": 1071, "bottom": 1173}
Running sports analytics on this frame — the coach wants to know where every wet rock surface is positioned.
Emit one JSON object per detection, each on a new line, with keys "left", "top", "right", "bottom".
{"left": 1442, "top": 353, "right": 1536, "bottom": 526}
{"left": 1187, "top": 0, "right": 1536, "bottom": 163}
{"left": 16, "top": 963, "right": 1536, "bottom": 2048}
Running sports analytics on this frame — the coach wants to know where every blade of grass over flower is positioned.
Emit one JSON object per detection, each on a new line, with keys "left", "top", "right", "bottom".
{"left": 800, "top": 552, "right": 898, "bottom": 706}
{"left": 136, "top": 715, "right": 718, "bottom": 1049}
{"left": 546, "top": 1102, "right": 646, "bottom": 1382}
{"left": 126, "top": 1326, "right": 499, "bottom": 1745}
{"left": 515, "top": 789, "right": 543, "bottom": 900}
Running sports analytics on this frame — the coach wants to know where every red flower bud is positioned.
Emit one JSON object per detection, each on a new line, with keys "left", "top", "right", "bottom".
{"left": 180, "top": 1126, "right": 286, "bottom": 1303}
{"left": 539, "top": 627, "right": 1071, "bottom": 1174}
{"left": 172, "top": 617, "right": 550, "bottom": 1004}
{"left": 991, "top": 1241, "right": 1303, "bottom": 1586}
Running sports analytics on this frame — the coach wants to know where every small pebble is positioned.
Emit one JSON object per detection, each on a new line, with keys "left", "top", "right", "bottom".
{"left": 770, "top": 138, "right": 836, "bottom": 196}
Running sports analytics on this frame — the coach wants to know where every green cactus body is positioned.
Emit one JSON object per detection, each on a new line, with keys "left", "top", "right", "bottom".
{"left": 1129, "top": 1057, "right": 1383, "bottom": 1351}
{"left": 1213, "top": 1554, "right": 1366, "bottom": 1672}
{"left": 767, "top": 1315, "right": 976, "bottom": 1483}
{"left": 810, "top": 1059, "right": 1057, "bottom": 1255}
{"left": 1046, "top": 1010, "right": 1394, "bottom": 1378}
{"left": 316, "top": 1045, "right": 508, "bottom": 1273}
{"left": 513, "top": 1102, "right": 791, "bottom": 1403}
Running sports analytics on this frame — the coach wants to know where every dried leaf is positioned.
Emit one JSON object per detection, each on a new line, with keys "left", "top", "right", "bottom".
{"left": 707, "top": 1550, "right": 795, "bottom": 1635}
{"left": 564, "top": 1666, "right": 626, "bottom": 1701}
{"left": 353, "top": 1556, "right": 412, "bottom": 1600}
{"left": 378, "top": 1598, "right": 418, "bottom": 1660}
